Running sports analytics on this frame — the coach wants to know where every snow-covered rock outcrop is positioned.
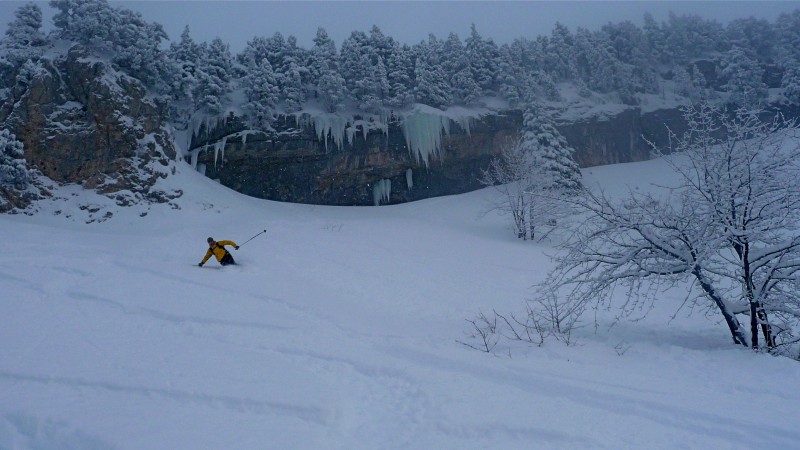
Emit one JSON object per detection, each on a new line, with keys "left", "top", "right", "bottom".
{"left": 0, "top": 45, "right": 180, "bottom": 209}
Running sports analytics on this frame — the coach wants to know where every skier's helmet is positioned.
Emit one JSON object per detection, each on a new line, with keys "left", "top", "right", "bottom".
{"left": 207, "top": 237, "right": 214, "bottom": 244}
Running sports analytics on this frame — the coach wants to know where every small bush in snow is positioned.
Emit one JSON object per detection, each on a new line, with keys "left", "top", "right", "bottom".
{"left": 0, "top": 129, "right": 29, "bottom": 190}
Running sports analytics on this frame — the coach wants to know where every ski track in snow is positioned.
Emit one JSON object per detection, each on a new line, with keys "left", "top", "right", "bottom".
{"left": 2, "top": 159, "right": 800, "bottom": 449}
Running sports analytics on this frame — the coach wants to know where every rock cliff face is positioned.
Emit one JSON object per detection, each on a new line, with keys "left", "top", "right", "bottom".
{"left": 0, "top": 45, "right": 180, "bottom": 207}
{"left": 195, "top": 106, "right": 689, "bottom": 206}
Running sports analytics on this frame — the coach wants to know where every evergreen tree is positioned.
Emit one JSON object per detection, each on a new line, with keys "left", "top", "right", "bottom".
{"left": 50, "top": 0, "right": 116, "bottom": 45}
{"left": 521, "top": 100, "right": 581, "bottom": 191}
{"left": 316, "top": 60, "right": 347, "bottom": 113}
{"left": 355, "top": 54, "right": 389, "bottom": 113}
{"left": 672, "top": 65, "right": 697, "bottom": 99}
{"left": 340, "top": 30, "right": 373, "bottom": 104}
{"left": 544, "top": 22, "right": 577, "bottom": 81}
{"left": 726, "top": 17, "right": 775, "bottom": 62}
{"left": 51, "top": 0, "right": 169, "bottom": 87}
{"left": 1, "top": 2, "right": 47, "bottom": 74}
{"left": 664, "top": 13, "right": 725, "bottom": 65}
{"left": 775, "top": 10, "right": 800, "bottom": 67}
{"left": 194, "top": 37, "right": 233, "bottom": 114}
{"left": 495, "top": 44, "right": 521, "bottom": 107}
{"left": 442, "top": 33, "right": 480, "bottom": 104}
{"left": 720, "top": 46, "right": 767, "bottom": 105}
{"left": 643, "top": 12, "right": 668, "bottom": 64}
{"left": 308, "top": 28, "right": 347, "bottom": 112}
{"left": 781, "top": 64, "right": 800, "bottom": 106}
{"left": 573, "top": 28, "right": 616, "bottom": 93}
{"left": 465, "top": 24, "right": 497, "bottom": 94}
{"left": 309, "top": 27, "right": 339, "bottom": 83}
{"left": 602, "top": 20, "right": 658, "bottom": 93}
{"left": 243, "top": 57, "right": 279, "bottom": 129}
{"left": 0, "top": 129, "right": 30, "bottom": 192}
{"left": 167, "top": 26, "right": 201, "bottom": 105}
{"left": 385, "top": 43, "right": 415, "bottom": 108}
{"left": 413, "top": 38, "right": 450, "bottom": 107}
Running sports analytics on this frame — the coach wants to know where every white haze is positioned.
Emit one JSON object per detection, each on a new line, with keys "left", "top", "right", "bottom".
{"left": 0, "top": 1, "right": 798, "bottom": 50}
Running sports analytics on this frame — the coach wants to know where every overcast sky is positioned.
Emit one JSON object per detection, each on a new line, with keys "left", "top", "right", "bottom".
{"left": 1, "top": 1, "right": 798, "bottom": 52}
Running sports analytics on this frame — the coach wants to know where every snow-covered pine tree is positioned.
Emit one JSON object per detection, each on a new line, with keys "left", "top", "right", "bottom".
{"left": 465, "top": 24, "right": 497, "bottom": 95}
{"left": 601, "top": 20, "right": 659, "bottom": 94}
{"left": 194, "top": 37, "right": 233, "bottom": 115}
{"left": 643, "top": 12, "right": 669, "bottom": 64}
{"left": 413, "top": 37, "right": 451, "bottom": 108}
{"left": 521, "top": 100, "right": 581, "bottom": 191}
{"left": 309, "top": 27, "right": 339, "bottom": 82}
{"left": 0, "top": 129, "right": 28, "bottom": 189}
{"left": 573, "top": 27, "right": 616, "bottom": 93}
{"left": 664, "top": 13, "right": 725, "bottom": 65}
{"left": 726, "top": 17, "right": 776, "bottom": 63}
{"left": 277, "top": 35, "right": 309, "bottom": 112}
{"left": 544, "top": 22, "right": 577, "bottom": 82}
{"left": 775, "top": 10, "right": 800, "bottom": 68}
{"left": 672, "top": 65, "right": 695, "bottom": 98}
{"left": 167, "top": 26, "right": 201, "bottom": 106}
{"left": 51, "top": 0, "right": 169, "bottom": 88}
{"left": 720, "top": 46, "right": 767, "bottom": 105}
{"left": 442, "top": 33, "right": 480, "bottom": 105}
{"left": 243, "top": 57, "right": 279, "bottom": 129}
{"left": 308, "top": 28, "right": 347, "bottom": 112}
{"left": 355, "top": 54, "right": 389, "bottom": 113}
{"left": 340, "top": 30, "right": 373, "bottom": 107}
{"left": 368, "top": 25, "right": 396, "bottom": 70}
{"left": 316, "top": 60, "right": 347, "bottom": 113}
{"left": 385, "top": 43, "right": 415, "bottom": 108}
{"left": 495, "top": 44, "right": 521, "bottom": 107}
{"left": 50, "top": 0, "right": 116, "bottom": 45}
{"left": 1, "top": 2, "right": 47, "bottom": 80}
{"left": 782, "top": 64, "right": 800, "bottom": 106}
{"left": 112, "top": 8, "right": 169, "bottom": 88}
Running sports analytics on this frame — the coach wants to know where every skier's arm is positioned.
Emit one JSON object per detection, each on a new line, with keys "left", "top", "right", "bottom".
{"left": 200, "top": 249, "right": 213, "bottom": 265}
{"left": 217, "top": 240, "right": 239, "bottom": 249}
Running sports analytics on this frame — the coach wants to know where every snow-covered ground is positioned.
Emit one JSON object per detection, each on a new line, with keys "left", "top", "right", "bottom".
{"left": 2, "top": 158, "right": 800, "bottom": 449}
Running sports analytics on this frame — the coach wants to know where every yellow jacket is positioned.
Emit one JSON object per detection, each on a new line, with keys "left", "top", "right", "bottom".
{"left": 201, "top": 240, "right": 238, "bottom": 264}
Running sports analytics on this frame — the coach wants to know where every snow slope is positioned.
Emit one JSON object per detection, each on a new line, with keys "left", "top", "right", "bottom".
{"left": 2, "top": 159, "right": 799, "bottom": 449}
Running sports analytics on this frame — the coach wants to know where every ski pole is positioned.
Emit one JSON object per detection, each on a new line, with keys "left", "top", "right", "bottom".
{"left": 238, "top": 229, "right": 267, "bottom": 248}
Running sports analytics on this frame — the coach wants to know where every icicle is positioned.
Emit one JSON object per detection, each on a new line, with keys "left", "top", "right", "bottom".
{"left": 372, "top": 182, "right": 383, "bottom": 206}
{"left": 213, "top": 142, "right": 220, "bottom": 168}
{"left": 346, "top": 126, "right": 357, "bottom": 146}
{"left": 406, "top": 168, "right": 413, "bottom": 190}
{"left": 220, "top": 136, "right": 227, "bottom": 167}
{"left": 312, "top": 113, "right": 348, "bottom": 152}
{"left": 452, "top": 115, "right": 473, "bottom": 136}
{"left": 372, "top": 179, "right": 392, "bottom": 206}
{"left": 382, "top": 179, "right": 391, "bottom": 204}
{"left": 401, "top": 110, "right": 450, "bottom": 166}
{"left": 242, "top": 131, "right": 248, "bottom": 151}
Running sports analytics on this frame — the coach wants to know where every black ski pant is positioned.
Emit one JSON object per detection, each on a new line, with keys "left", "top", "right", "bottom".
{"left": 220, "top": 252, "right": 236, "bottom": 266}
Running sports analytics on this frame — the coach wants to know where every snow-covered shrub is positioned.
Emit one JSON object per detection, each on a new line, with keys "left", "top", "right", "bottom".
{"left": 782, "top": 65, "right": 800, "bottom": 106}
{"left": 0, "top": 129, "right": 29, "bottom": 190}
{"left": 0, "top": 129, "right": 38, "bottom": 212}
{"left": 720, "top": 46, "right": 767, "bottom": 105}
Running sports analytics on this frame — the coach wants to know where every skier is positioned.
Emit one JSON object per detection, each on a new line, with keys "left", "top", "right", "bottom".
{"left": 198, "top": 237, "right": 239, "bottom": 267}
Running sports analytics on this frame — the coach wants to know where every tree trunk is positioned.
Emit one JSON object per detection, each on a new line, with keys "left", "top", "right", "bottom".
{"left": 750, "top": 302, "right": 759, "bottom": 349}
{"left": 692, "top": 268, "right": 748, "bottom": 347}
{"left": 757, "top": 307, "right": 776, "bottom": 348}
